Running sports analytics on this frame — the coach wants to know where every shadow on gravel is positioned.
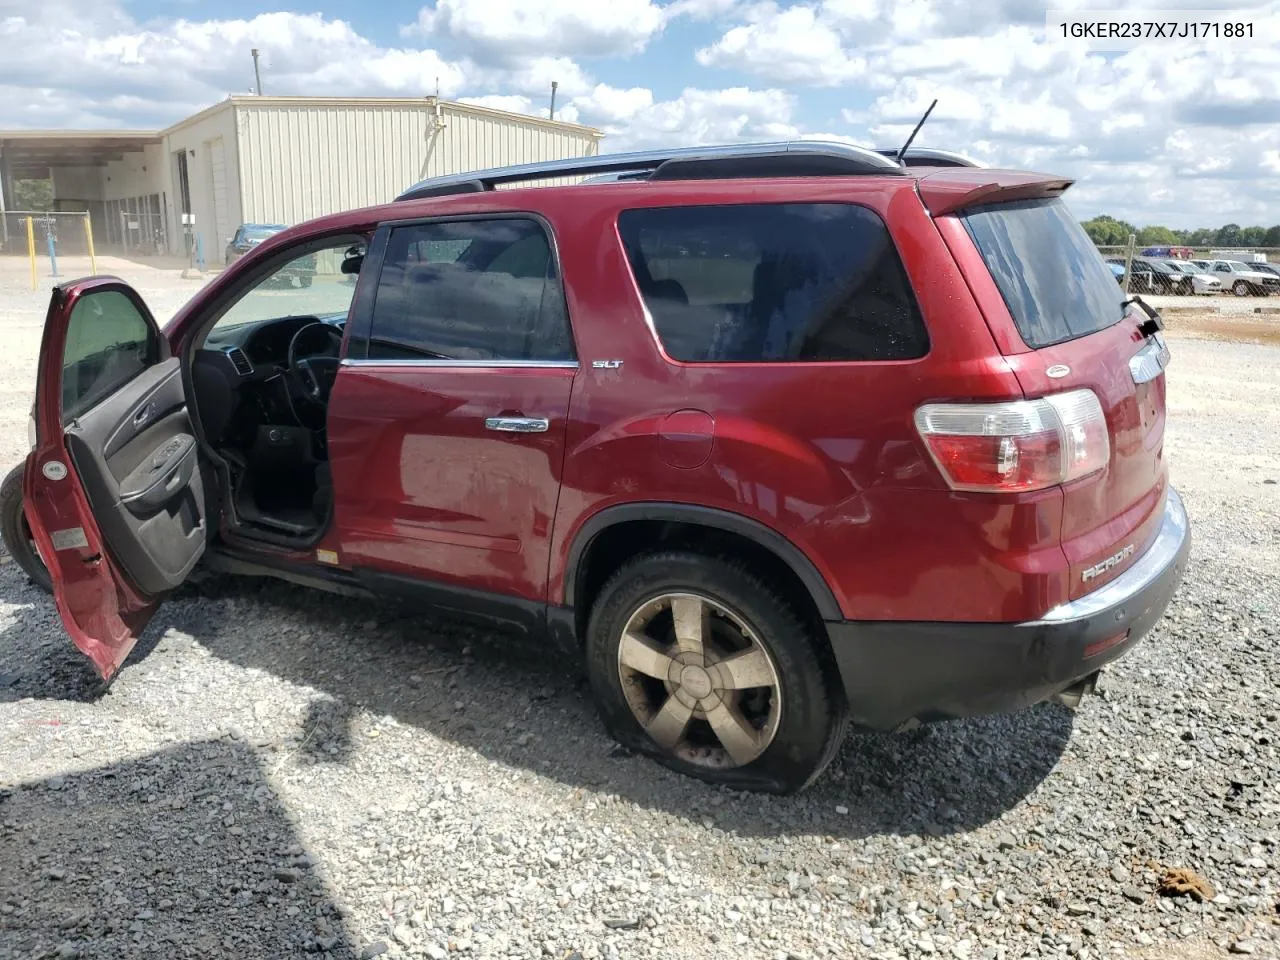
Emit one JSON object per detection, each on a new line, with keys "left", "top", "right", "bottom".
{"left": 0, "top": 739, "right": 356, "bottom": 958}
{"left": 0, "top": 560, "right": 168, "bottom": 706}
{"left": 1, "top": 563, "right": 1074, "bottom": 844}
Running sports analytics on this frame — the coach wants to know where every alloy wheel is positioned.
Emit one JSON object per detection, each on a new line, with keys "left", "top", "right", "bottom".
{"left": 616, "top": 592, "right": 782, "bottom": 769}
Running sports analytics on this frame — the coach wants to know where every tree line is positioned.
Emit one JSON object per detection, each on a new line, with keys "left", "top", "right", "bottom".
{"left": 1082, "top": 215, "right": 1280, "bottom": 248}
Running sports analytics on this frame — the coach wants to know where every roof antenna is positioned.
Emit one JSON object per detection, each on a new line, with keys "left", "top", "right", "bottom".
{"left": 895, "top": 98, "right": 937, "bottom": 164}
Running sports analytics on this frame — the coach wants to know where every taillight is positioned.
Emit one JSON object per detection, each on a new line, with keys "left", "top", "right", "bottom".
{"left": 914, "top": 389, "right": 1110, "bottom": 493}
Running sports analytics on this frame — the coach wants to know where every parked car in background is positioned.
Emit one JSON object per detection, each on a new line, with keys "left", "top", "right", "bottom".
{"left": 1205, "top": 259, "right": 1280, "bottom": 296}
{"left": 1107, "top": 262, "right": 1125, "bottom": 283}
{"left": 1249, "top": 261, "right": 1280, "bottom": 279}
{"left": 225, "top": 223, "right": 286, "bottom": 265}
{"left": 1160, "top": 260, "right": 1223, "bottom": 295}
{"left": 226, "top": 223, "right": 319, "bottom": 287}
{"left": 1107, "top": 257, "right": 1186, "bottom": 294}
{"left": 1141, "top": 245, "right": 1194, "bottom": 259}
{"left": 2, "top": 141, "right": 1189, "bottom": 793}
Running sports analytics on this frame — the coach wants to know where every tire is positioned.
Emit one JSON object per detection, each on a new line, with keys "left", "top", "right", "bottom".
{"left": 584, "top": 550, "right": 847, "bottom": 793}
{"left": 1233, "top": 280, "right": 1250, "bottom": 297}
{"left": 299, "top": 275, "right": 313, "bottom": 288}
{"left": 0, "top": 461, "right": 51, "bottom": 594}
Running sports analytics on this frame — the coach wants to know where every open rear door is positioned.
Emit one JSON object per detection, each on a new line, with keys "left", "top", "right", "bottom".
{"left": 23, "top": 278, "right": 209, "bottom": 681}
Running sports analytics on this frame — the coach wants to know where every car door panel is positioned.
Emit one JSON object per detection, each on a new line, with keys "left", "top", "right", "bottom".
{"left": 24, "top": 279, "right": 208, "bottom": 681}
{"left": 329, "top": 363, "right": 573, "bottom": 601}
{"left": 64, "top": 357, "right": 207, "bottom": 596}
{"left": 329, "top": 215, "right": 577, "bottom": 606}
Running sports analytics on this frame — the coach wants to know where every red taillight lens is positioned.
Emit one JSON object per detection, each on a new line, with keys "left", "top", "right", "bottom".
{"left": 915, "top": 390, "right": 1110, "bottom": 493}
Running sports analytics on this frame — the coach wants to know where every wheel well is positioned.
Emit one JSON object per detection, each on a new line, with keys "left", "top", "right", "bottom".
{"left": 572, "top": 519, "right": 830, "bottom": 643}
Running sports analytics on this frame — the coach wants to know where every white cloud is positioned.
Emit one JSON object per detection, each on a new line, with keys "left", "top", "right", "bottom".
{"left": 4, "top": 0, "right": 1279, "bottom": 226}
{"left": 405, "top": 0, "right": 666, "bottom": 61}
{"left": 695, "top": 0, "right": 1280, "bottom": 225}
{"left": 695, "top": 4, "right": 867, "bottom": 85}
{"left": 663, "top": 0, "right": 743, "bottom": 20}
{"left": 569, "top": 84, "right": 798, "bottom": 150}
{"left": 0, "top": 6, "right": 481, "bottom": 127}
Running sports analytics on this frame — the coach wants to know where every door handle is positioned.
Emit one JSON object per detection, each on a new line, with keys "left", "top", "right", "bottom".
{"left": 133, "top": 404, "right": 153, "bottom": 426}
{"left": 485, "top": 416, "right": 549, "bottom": 434}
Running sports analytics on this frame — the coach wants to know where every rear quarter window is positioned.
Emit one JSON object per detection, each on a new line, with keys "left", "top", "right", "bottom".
{"left": 960, "top": 198, "right": 1125, "bottom": 349}
{"left": 617, "top": 203, "right": 928, "bottom": 363}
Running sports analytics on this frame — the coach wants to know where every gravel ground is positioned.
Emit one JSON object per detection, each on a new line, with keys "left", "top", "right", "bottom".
{"left": 1, "top": 257, "right": 1278, "bottom": 960}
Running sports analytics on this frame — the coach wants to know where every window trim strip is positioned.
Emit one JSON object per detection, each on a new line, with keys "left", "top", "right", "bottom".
{"left": 340, "top": 358, "right": 579, "bottom": 370}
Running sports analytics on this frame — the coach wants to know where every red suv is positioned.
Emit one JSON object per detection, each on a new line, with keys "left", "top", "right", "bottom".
{"left": 2, "top": 141, "right": 1190, "bottom": 793}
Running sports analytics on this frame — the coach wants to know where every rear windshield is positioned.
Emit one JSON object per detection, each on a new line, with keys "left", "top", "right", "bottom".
{"left": 961, "top": 198, "right": 1124, "bottom": 349}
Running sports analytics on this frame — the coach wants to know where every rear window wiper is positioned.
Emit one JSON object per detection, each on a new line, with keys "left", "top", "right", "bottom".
{"left": 1122, "top": 295, "right": 1164, "bottom": 339}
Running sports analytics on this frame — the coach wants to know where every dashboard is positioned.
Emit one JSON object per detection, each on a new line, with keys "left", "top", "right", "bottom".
{"left": 202, "top": 313, "right": 346, "bottom": 377}
{"left": 192, "top": 314, "right": 346, "bottom": 444}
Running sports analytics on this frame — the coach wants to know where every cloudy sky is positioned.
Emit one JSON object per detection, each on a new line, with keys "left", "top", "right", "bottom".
{"left": 2, "top": 0, "right": 1278, "bottom": 226}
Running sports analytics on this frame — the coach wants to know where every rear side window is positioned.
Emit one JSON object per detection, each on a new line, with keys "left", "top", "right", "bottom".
{"left": 61, "top": 290, "right": 157, "bottom": 423}
{"left": 617, "top": 203, "right": 928, "bottom": 363}
{"left": 368, "top": 218, "right": 574, "bottom": 362}
{"left": 960, "top": 198, "right": 1124, "bottom": 349}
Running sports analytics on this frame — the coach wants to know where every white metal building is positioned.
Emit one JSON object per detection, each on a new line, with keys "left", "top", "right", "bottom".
{"left": 0, "top": 97, "right": 602, "bottom": 258}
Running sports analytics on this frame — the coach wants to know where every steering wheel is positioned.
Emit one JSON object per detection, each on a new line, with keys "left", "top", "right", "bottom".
{"left": 286, "top": 322, "right": 343, "bottom": 405}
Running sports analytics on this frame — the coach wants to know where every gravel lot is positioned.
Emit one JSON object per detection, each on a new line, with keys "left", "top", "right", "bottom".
{"left": 1, "top": 255, "right": 1278, "bottom": 960}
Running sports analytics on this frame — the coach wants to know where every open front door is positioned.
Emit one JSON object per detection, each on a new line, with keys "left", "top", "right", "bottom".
{"left": 23, "top": 278, "right": 209, "bottom": 681}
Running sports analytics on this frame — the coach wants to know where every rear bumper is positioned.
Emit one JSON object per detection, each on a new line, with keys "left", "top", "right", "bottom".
{"left": 826, "top": 486, "right": 1191, "bottom": 731}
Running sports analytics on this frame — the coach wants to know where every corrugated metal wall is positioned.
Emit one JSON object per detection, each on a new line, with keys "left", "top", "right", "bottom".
{"left": 235, "top": 100, "right": 600, "bottom": 227}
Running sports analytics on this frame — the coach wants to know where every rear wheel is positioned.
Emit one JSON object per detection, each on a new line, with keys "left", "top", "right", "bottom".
{"left": 584, "top": 551, "right": 847, "bottom": 793}
{"left": 0, "top": 462, "right": 51, "bottom": 594}
{"left": 1233, "top": 280, "right": 1251, "bottom": 296}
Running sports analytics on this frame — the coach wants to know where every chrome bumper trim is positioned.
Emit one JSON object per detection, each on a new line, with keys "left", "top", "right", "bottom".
{"left": 1040, "top": 486, "right": 1189, "bottom": 623}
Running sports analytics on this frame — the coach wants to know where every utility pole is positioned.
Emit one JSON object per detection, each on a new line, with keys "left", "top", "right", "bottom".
{"left": 251, "top": 49, "right": 263, "bottom": 96}
{"left": 549, "top": 81, "right": 558, "bottom": 121}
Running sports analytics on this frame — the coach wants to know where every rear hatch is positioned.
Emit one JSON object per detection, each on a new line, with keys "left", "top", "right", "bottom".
{"left": 955, "top": 197, "right": 1170, "bottom": 600}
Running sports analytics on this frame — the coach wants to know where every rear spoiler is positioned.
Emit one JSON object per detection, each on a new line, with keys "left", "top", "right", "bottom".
{"left": 916, "top": 169, "right": 1074, "bottom": 216}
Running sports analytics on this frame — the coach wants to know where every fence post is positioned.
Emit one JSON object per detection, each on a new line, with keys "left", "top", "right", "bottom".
{"left": 1122, "top": 233, "right": 1136, "bottom": 296}
{"left": 26, "top": 216, "right": 36, "bottom": 290}
{"left": 44, "top": 218, "right": 58, "bottom": 278}
{"left": 83, "top": 213, "right": 97, "bottom": 274}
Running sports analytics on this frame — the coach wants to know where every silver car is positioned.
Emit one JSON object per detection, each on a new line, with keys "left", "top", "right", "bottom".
{"left": 1160, "top": 260, "right": 1222, "bottom": 295}
{"left": 1204, "top": 259, "right": 1280, "bottom": 296}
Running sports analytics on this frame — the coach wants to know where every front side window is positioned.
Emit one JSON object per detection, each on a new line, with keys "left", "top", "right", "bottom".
{"left": 211, "top": 240, "right": 364, "bottom": 332}
{"left": 61, "top": 290, "right": 157, "bottom": 422}
{"left": 617, "top": 203, "right": 928, "bottom": 363}
{"left": 366, "top": 218, "right": 574, "bottom": 362}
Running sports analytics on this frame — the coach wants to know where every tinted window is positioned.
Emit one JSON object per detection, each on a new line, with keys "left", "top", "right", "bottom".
{"left": 961, "top": 198, "right": 1124, "bottom": 349}
{"left": 61, "top": 290, "right": 156, "bottom": 422}
{"left": 368, "top": 219, "right": 573, "bottom": 362}
{"left": 617, "top": 204, "right": 928, "bottom": 363}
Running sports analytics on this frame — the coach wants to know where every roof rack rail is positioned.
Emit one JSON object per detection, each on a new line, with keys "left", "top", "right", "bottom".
{"left": 874, "top": 147, "right": 981, "bottom": 168}
{"left": 396, "top": 139, "right": 907, "bottom": 201}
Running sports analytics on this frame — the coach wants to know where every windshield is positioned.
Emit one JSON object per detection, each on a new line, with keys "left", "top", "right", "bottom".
{"left": 960, "top": 198, "right": 1125, "bottom": 349}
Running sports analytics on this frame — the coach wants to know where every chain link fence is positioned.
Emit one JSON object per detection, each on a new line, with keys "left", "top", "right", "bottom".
{"left": 101, "top": 195, "right": 169, "bottom": 255}
{"left": 1096, "top": 245, "right": 1280, "bottom": 261}
{"left": 0, "top": 211, "right": 95, "bottom": 257}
